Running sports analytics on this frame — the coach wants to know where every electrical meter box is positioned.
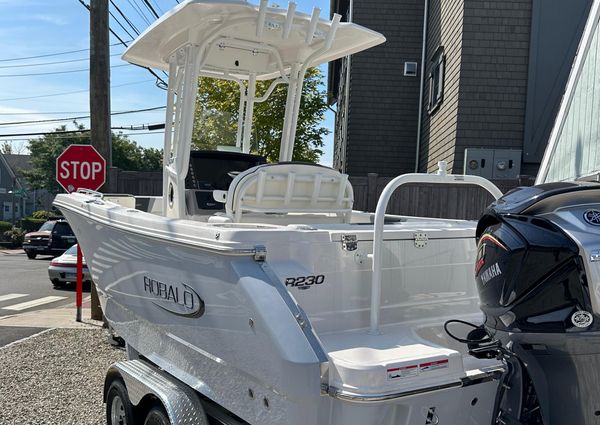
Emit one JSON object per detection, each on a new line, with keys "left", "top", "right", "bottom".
{"left": 464, "top": 148, "right": 522, "bottom": 179}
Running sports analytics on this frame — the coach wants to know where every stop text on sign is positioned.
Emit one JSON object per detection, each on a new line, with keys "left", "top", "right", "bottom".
{"left": 58, "top": 161, "right": 103, "bottom": 180}
{"left": 55, "top": 144, "right": 106, "bottom": 193}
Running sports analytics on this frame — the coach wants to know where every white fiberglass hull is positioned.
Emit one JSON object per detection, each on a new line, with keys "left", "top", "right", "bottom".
{"left": 55, "top": 192, "right": 500, "bottom": 425}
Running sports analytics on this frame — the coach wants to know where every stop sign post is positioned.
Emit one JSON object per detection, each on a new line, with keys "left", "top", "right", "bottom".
{"left": 56, "top": 144, "right": 106, "bottom": 322}
{"left": 56, "top": 144, "right": 106, "bottom": 193}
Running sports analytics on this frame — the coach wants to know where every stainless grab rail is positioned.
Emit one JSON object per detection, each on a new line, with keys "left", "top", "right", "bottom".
{"left": 368, "top": 161, "right": 503, "bottom": 335}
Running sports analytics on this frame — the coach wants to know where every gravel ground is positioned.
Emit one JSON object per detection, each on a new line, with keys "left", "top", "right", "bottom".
{"left": 0, "top": 328, "right": 126, "bottom": 425}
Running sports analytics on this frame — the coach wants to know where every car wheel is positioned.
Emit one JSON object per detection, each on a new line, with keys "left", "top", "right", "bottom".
{"left": 143, "top": 404, "right": 170, "bottom": 425}
{"left": 51, "top": 279, "right": 64, "bottom": 288}
{"left": 106, "top": 378, "right": 135, "bottom": 425}
{"left": 26, "top": 251, "right": 37, "bottom": 259}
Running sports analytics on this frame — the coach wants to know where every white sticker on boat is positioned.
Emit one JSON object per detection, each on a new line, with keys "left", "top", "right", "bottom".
{"left": 419, "top": 359, "right": 449, "bottom": 373}
{"left": 387, "top": 364, "right": 418, "bottom": 380}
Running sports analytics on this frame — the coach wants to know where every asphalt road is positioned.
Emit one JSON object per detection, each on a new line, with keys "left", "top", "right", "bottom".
{"left": 0, "top": 250, "right": 89, "bottom": 346}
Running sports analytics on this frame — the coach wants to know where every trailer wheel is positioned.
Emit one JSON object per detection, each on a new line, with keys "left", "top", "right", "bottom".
{"left": 143, "top": 403, "right": 170, "bottom": 425}
{"left": 106, "top": 378, "right": 135, "bottom": 425}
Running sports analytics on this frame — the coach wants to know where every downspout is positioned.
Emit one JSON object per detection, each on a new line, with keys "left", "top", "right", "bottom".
{"left": 341, "top": 0, "right": 353, "bottom": 174}
{"left": 414, "top": 0, "right": 429, "bottom": 172}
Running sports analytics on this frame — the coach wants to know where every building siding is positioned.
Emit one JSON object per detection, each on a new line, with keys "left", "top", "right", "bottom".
{"left": 344, "top": 0, "right": 425, "bottom": 176}
{"left": 453, "top": 0, "right": 532, "bottom": 174}
{"left": 330, "top": 0, "right": 590, "bottom": 181}
{"left": 419, "top": 0, "right": 465, "bottom": 173}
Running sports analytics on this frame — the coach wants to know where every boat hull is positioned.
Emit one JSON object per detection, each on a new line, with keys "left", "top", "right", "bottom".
{"left": 55, "top": 194, "right": 500, "bottom": 425}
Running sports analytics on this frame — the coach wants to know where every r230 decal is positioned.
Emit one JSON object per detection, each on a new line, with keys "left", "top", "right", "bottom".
{"left": 285, "top": 275, "right": 325, "bottom": 290}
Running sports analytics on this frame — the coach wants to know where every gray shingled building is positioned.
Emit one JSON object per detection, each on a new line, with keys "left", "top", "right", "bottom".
{"left": 329, "top": 0, "right": 592, "bottom": 179}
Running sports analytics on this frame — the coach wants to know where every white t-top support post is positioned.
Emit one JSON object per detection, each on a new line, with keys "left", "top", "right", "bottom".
{"left": 279, "top": 63, "right": 301, "bottom": 162}
{"left": 368, "top": 162, "right": 503, "bottom": 335}
{"left": 235, "top": 82, "right": 246, "bottom": 149}
{"left": 242, "top": 73, "right": 257, "bottom": 154}
{"left": 279, "top": 13, "right": 341, "bottom": 162}
{"left": 163, "top": 45, "right": 200, "bottom": 218}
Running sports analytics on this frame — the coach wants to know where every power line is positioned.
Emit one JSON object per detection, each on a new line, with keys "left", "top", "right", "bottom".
{"left": 142, "top": 0, "right": 160, "bottom": 19}
{"left": 0, "top": 126, "right": 166, "bottom": 138}
{"left": 0, "top": 106, "right": 165, "bottom": 116}
{"left": 0, "top": 53, "right": 123, "bottom": 69}
{"left": 109, "top": 9, "right": 137, "bottom": 41}
{"left": 126, "top": 0, "right": 152, "bottom": 26}
{"left": 150, "top": 0, "right": 164, "bottom": 15}
{"left": 78, "top": 0, "right": 167, "bottom": 89}
{"left": 112, "top": 123, "right": 165, "bottom": 130}
{"left": 0, "top": 41, "right": 132, "bottom": 63}
{"left": 0, "top": 79, "right": 153, "bottom": 102}
{"left": 0, "top": 63, "right": 129, "bottom": 78}
{"left": 110, "top": 0, "right": 141, "bottom": 35}
{"left": 0, "top": 130, "right": 165, "bottom": 142}
{"left": 0, "top": 129, "right": 91, "bottom": 137}
{"left": 0, "top": 106, "right": 166, "bottom": 126}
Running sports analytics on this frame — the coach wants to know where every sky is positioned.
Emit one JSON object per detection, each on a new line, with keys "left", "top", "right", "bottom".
{"left": 0, "top": 0, "right": 335, "bottom": 165}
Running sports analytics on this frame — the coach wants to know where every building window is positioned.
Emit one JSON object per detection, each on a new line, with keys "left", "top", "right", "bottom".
{"left": 428, "top": 47, "right": 445, "bottom": 114}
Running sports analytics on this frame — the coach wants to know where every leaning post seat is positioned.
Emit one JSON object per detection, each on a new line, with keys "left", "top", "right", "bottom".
{"left": 210, "top": 163, "right": 354, "bottom": 223}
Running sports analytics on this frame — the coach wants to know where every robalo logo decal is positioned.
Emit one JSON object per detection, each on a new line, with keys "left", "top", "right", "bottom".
{"left": 143, "top": 276, "right": 205, "bottom": 318}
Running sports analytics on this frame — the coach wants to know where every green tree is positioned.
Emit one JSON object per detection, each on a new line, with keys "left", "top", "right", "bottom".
{"left": 192, "top": 67, "right": 329, "bottom": 163}
{"left": 23, "top": 124, "right": 163, "bottom": 194}
{"left": 112, "top": 133, "right": 163, "bottom": 172}
{"left": 1, "top": 141, "right": 12, "bottom": 154}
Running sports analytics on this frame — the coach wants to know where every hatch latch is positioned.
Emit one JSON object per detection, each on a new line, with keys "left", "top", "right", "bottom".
{"left": 341, "top": 234, "right": 358, "bottom": 251}
{"left": 414, "top": 232, "right": 428, "bottom": 248}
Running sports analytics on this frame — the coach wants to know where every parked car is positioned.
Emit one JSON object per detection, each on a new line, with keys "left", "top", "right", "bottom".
{"left": 48, "top": 244, "right": 91, "bottom": 288}
{"left": 22, "top": 217, "right": 77, "bottom": 259}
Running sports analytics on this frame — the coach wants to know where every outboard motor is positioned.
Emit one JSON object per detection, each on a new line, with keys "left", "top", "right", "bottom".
{"left": 470, "top": 182, "right": 600, "bottom": 424}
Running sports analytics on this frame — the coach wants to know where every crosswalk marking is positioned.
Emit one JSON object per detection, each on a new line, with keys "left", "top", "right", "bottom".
{"left": 2, "top": 296, "right": 68, "bottom": 311}
{"left": 0, "top": 294, "right": 28, "bottom": 303}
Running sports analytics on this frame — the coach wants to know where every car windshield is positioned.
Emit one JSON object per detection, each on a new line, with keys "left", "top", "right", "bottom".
{"left": 38, "top": 221, "right": 54, "bottom": 232}
{"left": 65, "top": 245, "right": 78, "bottom": 256}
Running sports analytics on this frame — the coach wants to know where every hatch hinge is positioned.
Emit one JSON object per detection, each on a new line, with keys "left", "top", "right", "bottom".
{"left": 341, "top": 234, "right": 358, "bottom": 251}
{"left": 254, "top": 245, "right": 267, "bottom": 262}
{"left": 413, "top": 232, "right": 428, "bottom": 248}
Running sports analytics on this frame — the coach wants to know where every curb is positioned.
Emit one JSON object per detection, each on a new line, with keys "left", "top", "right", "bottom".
{"left": 0, "top": 296, "right": 101, "bottom": 329}
{"left": 0, "top": 249, "right": 24, "bottom": 256}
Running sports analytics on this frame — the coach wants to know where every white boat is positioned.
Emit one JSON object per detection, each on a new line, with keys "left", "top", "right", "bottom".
{"left": 54, "top": 1, "right": 506, "bottom": 424}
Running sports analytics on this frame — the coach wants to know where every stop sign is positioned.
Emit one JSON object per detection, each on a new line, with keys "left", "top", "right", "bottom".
{"left": 56, "top": 144, "right": 106, "bottom": 193}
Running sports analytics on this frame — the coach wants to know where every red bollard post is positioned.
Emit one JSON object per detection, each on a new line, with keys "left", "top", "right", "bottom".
{"left": 76, "top": 244, "right": 83, "bottom": 322}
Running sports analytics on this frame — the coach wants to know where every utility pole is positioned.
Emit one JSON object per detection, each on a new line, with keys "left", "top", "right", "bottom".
{"left": 89, "top": 0, "right": 110, "bottom": 321}
{"left": 90, "top": 0, "right": 112, "bottom": 175}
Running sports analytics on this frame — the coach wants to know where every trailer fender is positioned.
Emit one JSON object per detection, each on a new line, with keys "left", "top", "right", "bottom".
{"left": 105, "top": 360, "right": 209, "bottom": 425}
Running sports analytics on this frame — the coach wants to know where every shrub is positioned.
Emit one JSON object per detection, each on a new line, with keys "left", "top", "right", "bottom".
{"left": 3, "top": 227, "right": 25, "bottom": 247}
{"left": 0, "top": 221, "right": 12, "bottom": 234}
{"left": 31, "top": 210, "right": 52, "bottom": 220}
{"left": 20, "top": 217, "right": 47, "bottom": 233}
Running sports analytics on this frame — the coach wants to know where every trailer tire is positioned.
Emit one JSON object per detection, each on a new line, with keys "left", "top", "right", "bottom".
{"left": 106, "top": 378, "right": 135, "bottom": 425}
{"left": 143, "top": 403, "right": 170, "bottom": 425}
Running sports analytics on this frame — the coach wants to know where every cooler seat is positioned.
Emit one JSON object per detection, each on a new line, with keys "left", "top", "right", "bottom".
{"left": 208, "top": 163, "right": 354, "bottom": 223}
